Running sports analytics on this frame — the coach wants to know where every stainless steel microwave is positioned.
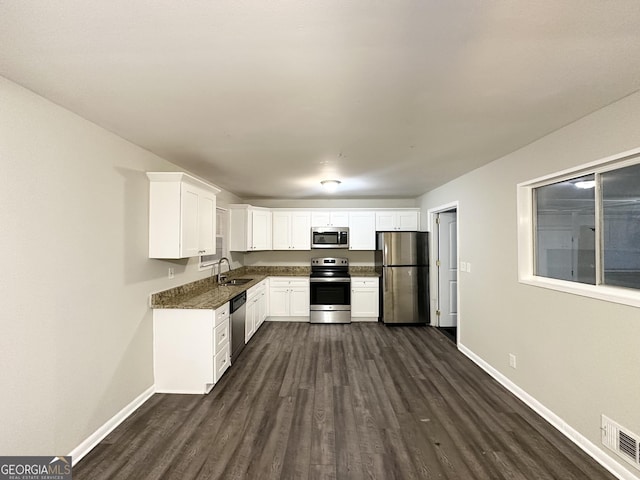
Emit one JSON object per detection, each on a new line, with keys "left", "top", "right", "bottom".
{"left": 311, "top": 227, "right": 349, "bottom": 249}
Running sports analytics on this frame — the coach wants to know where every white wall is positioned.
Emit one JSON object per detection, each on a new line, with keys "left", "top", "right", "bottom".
{"left": 244, "top": 250, "right": 374, "bottom": 266}
{"left": 0, "top": 76, "right": 241, "bottom": 456}
{"left": 419, "top": 91, "right": 640, "bottom": 477}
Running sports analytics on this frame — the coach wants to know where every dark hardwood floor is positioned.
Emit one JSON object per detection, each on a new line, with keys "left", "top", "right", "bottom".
{"left": 74, "top": 322, "right": 616, "bottom": 480}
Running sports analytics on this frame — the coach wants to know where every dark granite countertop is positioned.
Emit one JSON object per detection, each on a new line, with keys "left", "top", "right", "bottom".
{"left": 349, "top": 267, "right": 380, "bottom": 277}
{"left": 150, "top": 265, "right": 379, "bottom": 310}
{"left": 150, "top": 266, "right": 310, "bottom": 310}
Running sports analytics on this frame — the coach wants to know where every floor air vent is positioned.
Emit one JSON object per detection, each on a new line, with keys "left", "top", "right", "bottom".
{"left": 601, "top": 415, "right": 640, "bottom": 471}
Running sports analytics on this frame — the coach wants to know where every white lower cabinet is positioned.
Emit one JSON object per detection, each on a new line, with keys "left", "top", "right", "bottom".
{"left": 269, "top": 277, "right": 310, "bottom": 320}
{"left": 257, "top": 280, "right": 269, "bottom": 329}
{"left": 153, "top": 302, "right": 230, "bottom": 394}
{"left": 351, "top": 277, "right": 379, "bottom": 321}
{"left": 246, "top": 279, "right": 269, "bottom": 342}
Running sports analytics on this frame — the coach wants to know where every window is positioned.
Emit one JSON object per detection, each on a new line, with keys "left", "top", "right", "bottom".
{"left": 200, "top": 207, "right": 229, "bottom": 270}
{"left": 535, "top": 174, "right": 596, "bottom": 285}
{"left": 601, "top": 163, "right": 640, "bottom": 289}
{"left": 518, "top": 148, "right": 640, "bottom": 307}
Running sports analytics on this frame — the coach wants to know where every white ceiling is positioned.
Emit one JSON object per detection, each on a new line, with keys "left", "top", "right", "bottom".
{"left": 2, "top": 1, "right": 640, "bottom": 199}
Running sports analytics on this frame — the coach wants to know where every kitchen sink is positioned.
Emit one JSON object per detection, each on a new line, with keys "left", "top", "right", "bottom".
{"left": 220, "top": 278, "right": 253, "bottom": 286}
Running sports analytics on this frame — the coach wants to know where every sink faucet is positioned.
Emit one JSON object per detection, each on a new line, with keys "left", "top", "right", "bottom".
{"left": 215, "top": 257, "right": 231, "bottom": 284}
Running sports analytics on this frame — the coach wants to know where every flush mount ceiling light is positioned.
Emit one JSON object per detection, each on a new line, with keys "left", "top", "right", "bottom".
{"left": 321, "top": 179, "right": 341, "bottom": 193}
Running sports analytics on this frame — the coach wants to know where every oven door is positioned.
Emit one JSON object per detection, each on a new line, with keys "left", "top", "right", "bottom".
{"left": 309, "top": 278, "right": 351, "bottom": 311}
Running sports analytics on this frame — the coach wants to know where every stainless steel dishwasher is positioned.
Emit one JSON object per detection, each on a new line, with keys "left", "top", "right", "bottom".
{"left": 230, "top": 291, "right": 247, "bottom": 363}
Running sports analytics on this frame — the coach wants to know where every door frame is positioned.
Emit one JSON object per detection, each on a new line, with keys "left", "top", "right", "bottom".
{"left": 426, "top": 201, "right": 460, "bottom": 343}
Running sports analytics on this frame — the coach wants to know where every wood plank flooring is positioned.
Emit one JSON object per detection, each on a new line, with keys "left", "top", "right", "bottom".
{"left": 74, "top": 323, "right": 617, "bottom": 480}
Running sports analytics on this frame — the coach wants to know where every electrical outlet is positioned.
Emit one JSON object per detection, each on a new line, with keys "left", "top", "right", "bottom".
{"left": 460, "top": 261, "right": 467, "bottom": 272}
{"left": 509, "top": 353, "right": 517, "bottom": 369}
{"left": 168, "top": 267, "right": 175, "bottom": 279}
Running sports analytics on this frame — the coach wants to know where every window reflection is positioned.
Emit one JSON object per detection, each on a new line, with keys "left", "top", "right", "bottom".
{"left": 602, "top": 163, "right": 640, "bottom": 289}
{"left": 535, "top": 174, "right": 596, "bottom": 284}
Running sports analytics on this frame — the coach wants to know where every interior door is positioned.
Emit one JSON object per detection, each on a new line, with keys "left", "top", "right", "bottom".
{"left": 437, "top": 211, "right": 458, "bottom": 328}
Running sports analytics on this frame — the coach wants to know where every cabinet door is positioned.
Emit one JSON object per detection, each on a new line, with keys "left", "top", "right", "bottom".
{"left": 289, "top": 286, "right": 310, "bottom": 316}
{"left": 272, "top": 211, "right": 292, "bottom": 250}
{"left": 397, "top": 211, "right": 419, "bottom": 231}
{"left": 311, "top": 211, "right": 331, "bottom": 227}
{"left": 352, "top": 288, "right": 379, "bottom": 317}
{"left": 375, "top": 211, "right": 395, "bottom": 231}
{"left": 262, "top": 279, "right": 270, "bottom": 320}
{"left": 252, "top": 209, "right": 272, "bottom": 250}
{"left": 269, "top": 287, "right": 290, "bottom": 316}
{"left": 229, "top": 207, "right": 249, "bottom": 252}
{"left": 148, "top": 173, "right": 219, "bottom": 259}
{"left": 198, "top": 188, "right": 216, "bottom": 255}
{"left": 291, "top": 211, "right": 311, "bottom": 250}
{"left": 245, "top": 297, "right": 257, "bottom": 342}
{"left": 348, "top": 211, "right": 376, "bottom": 250}
{"left": 331, "top": 211, "right": 349, "bottom": 227}
{"left": 257, "top": 291, "right": 267, "bottom": 329}
{"left": 180, "top": 183, "right": 200, "bottom": 257}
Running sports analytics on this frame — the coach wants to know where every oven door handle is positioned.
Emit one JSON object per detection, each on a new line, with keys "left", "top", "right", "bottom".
{"left": 309, "top": 277, "right": 351, "bottom": 283}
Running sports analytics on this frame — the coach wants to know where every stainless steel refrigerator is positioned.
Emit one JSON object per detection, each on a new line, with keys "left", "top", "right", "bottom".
{"left": 375, "top": 231, "right": 429, "bottom": 324}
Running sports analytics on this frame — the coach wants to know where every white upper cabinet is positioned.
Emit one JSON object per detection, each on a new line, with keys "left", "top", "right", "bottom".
{"left": 227, "top": 206, "right": 420, "bottom": 252}
{"left": 272, "top": 211, "right": 290, "bottom": 250}
{"left": 229, "top": 205, "right": 272, "bottom": 251}
{"left": 197, "top": 188, "right": 216, "bottom": 254}
{"left": 348, "top": 211, "right": 376, "bottom": 250}
{"left": 375, "top": 210, "right": 420, "bottom": 231}
{"left": 311, "top": 211, "right": 349, "bottom": 227}
{"left": 251, "top": 208, "right": 272, "bottom": 250}
{"left": 272, "top": 210, "right": 311, "bottom": 250}
{"left": 147, "top": 172, "right": 220, "bottom": 259}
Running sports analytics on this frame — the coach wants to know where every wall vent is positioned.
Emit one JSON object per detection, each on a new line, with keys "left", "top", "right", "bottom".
{"left": 601, "top": 415, "right": 640, "bottom": 471}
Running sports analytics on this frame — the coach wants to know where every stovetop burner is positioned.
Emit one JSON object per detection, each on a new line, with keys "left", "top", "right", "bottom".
{"left": 310, "top": 257, "right": 350, "bottom": 278}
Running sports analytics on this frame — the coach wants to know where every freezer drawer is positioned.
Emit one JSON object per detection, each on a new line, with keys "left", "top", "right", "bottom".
{"left": 381, "top": 266, "right": 429, "bottom": 324}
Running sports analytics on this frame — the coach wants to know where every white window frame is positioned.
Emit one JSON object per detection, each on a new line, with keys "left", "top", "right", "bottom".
{"left": 517, "top": 146, "right": 640, "bottom": 308}
{"left": 199, "top": 207, "right": 229, "bottom": 270}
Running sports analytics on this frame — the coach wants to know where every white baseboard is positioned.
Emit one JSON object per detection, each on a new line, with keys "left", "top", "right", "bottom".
{"left": 68, "top": 385, "right": 155, "bottom": 466}
{"left": 458, "top": 343, "right": 639, "bottom": 480}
